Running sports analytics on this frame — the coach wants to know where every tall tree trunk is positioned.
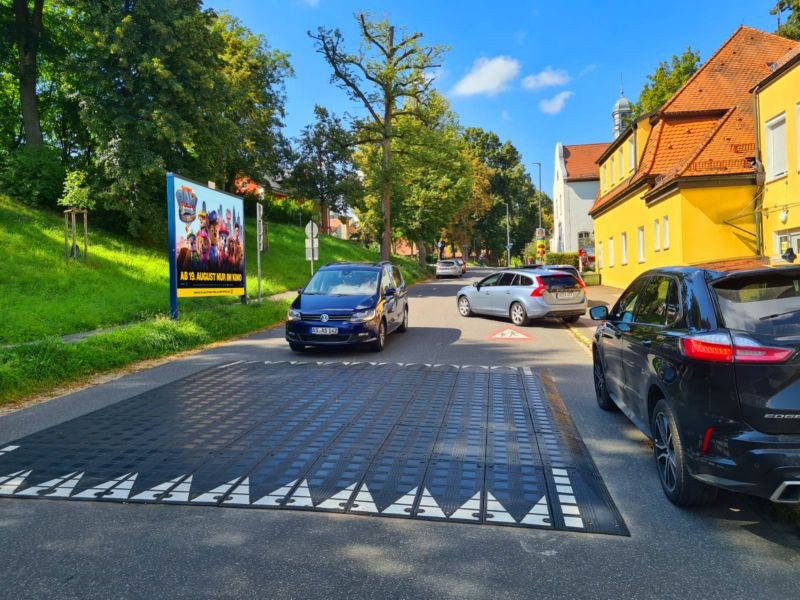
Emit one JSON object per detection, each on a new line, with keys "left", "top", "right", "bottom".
{"left": 417, "top": 236, "right": 427, "bottom": 269}
{"left": 14, "top": 0, "right": 44, "bottom": 147}
{"left": 380, "top": 112, "right": 392, "bottom": 261}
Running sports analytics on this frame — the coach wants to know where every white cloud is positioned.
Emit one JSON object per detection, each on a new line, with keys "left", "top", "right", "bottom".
{"left": 501, "top": 109, "right": 510, "bottom": 121}
{"left": 539, "top": 91, "right": 573, "bottom": 115}
{"left": 522, "top": 67, "right": 570, "bottom": 91}
{"left": 451, "top": 56, "right": 521, "bottom": 97}
{"left": 300, "top": 0, "right": 320, "bottom": 6}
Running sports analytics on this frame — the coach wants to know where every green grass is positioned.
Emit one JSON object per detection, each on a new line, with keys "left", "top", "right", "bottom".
{"left": 0, "top": 193, "right": 430, "bottom": 404}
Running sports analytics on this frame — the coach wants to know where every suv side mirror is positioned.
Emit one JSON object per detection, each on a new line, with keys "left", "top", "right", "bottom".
{"left": 297, "top": 287, "right": 304, "bottom": 294}
{"left": 589, "top": 305, "right": 608, "bottom": 320}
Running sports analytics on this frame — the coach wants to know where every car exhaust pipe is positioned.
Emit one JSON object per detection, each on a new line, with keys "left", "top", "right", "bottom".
{"left": 770, "top": 481, "right": 800, "bottom": 504}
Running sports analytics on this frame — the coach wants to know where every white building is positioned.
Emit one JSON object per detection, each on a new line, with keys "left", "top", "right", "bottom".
{"left": 551, "top": 142, "right": 608, "bottom": 253}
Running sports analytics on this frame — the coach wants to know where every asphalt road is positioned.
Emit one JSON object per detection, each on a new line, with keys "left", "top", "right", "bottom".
{"left": 0, "top": 269, "right": 798, "bottom": 600}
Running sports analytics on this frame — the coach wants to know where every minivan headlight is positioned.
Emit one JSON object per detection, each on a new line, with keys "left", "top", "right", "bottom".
{"left": 350, "top": 309, "right": 376, "bottom": 322}
{"left": 287, "top": 308, "right": 302, "bottom": 321}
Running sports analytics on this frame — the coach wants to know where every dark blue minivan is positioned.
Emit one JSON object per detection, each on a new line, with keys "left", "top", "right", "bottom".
{"left": 285, "top": 262, "right": 408, "bottom": 352}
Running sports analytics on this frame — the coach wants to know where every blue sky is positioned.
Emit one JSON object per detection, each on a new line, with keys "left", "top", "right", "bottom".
{"left": 208, "top": 0, "right": 782, "bottom": 197}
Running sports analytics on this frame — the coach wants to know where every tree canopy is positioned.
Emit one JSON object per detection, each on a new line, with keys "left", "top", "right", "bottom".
{"left": 773, "top": 1, "right": 800, "bottom": 39}
{"left": 634, "top": 47, "right": 700, "bottom": 117}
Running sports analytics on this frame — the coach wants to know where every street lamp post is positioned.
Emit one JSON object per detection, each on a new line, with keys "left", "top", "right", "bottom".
{"left": 531, "top": 162, "right": 542, "bottom": 230}
{"left": 505, "top": 201, "right": 511, "bottom": 267}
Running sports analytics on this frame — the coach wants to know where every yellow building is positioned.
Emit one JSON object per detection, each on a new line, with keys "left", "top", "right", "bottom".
{"left": 590, "top": 27, "right": 798, "bottom": 289}
{"left": 756, "top": 47, "right": 800, "bottom": 261}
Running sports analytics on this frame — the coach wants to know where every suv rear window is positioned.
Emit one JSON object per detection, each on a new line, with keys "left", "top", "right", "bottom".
{"left": 713, "top": 271, "right": 800, "bottom": 335}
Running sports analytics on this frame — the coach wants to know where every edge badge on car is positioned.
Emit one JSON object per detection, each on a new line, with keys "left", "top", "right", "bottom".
{"left": 321, "top": 314, "right": 329, "bottom": 322}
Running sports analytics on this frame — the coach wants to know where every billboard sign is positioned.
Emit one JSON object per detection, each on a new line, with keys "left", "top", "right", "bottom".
{"left": 167, "top": 173, "right": 246, "bottom": 318}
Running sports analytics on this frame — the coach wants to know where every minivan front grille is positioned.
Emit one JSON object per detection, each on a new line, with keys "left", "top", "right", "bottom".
{"left": 301, "top": 313, "right": 351, "bottom": 321}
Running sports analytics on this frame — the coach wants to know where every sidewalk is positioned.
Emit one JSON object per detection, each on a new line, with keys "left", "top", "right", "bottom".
{"left": 586, "top": 284, "right": 623, "bottom": 308}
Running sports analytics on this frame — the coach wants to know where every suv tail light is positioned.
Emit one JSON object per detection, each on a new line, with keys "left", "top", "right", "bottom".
{"left": 679, "top": 332, "right": 794, "bottom": 364}
{"left": 574, "top": 276, "right": 586, "bottom": 290}
{"left": 530, "top": 277, "right": 546, "bottom": 297}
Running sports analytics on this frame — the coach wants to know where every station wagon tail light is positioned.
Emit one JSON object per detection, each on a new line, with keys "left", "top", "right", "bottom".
{"left": 530, "top": 278, "right": 547, "bottom": 297}
{"left": 574, "top": 276, "right": 586, "bottom": 289}
{"left": 679, "top": 332, "right": 794, "bottom": 363}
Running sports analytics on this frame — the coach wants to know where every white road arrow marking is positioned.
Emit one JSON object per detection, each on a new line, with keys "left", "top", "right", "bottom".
{"left": 160, "top": 475, "right": 193, "bottom": 503}
{"left": 74, "top": 473, "right": 136, "bottom": 500}
{"left": 484, "top": 491, "right": 516, "bottom": 524}
{"left": 285, "top": 479, "right": 314, "bottom": 508}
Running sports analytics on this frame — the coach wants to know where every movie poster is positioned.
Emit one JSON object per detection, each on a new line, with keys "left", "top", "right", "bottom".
{"left": 167, "top": 174, "right": 246, "bottom": 299}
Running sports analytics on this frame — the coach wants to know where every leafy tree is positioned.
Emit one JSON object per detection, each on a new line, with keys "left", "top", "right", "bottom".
{"left": 389, "top": 93, "right": 471, "bottom": 267}
{"left": 773, "top": 1, "right": 800, "bottom": 40}
{"left": 310, "top": 13, "right": 445, "bottom": 260}
{"left": 7, "top": 0, "right": 44, "bottom": 146}
{"left": 286, "top": 105, "right": 363, "bottom": 220}
{"left": 634, "top": 47, "right": 700, "bottom": 116}
{"left": 211, "top": 12, "right": 292, "bottom": 193}
{"left": 462, "top": 128, "right": 548, "bottom": 263}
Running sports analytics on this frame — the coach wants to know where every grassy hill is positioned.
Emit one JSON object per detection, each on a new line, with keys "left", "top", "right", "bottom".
{"left": 0, "top": 194, "right": 428, "bottom": 404}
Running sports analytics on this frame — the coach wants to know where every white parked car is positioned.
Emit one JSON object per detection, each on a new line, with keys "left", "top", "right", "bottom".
{"left": 436, "top": 260, "right": 462, "bottom": 278}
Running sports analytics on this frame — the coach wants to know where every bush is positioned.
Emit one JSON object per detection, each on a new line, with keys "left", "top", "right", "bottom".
{"left": 264, "top": 196, "right": 317, "bottom": 226}
{"left": 0, "top": 145, "right": 65, "bottom": 208}
{"left": 58, "top": 170, "right": 95, "bottom": 210}
{"left": 545, "top": 252, "right": 580, "bottom": 267}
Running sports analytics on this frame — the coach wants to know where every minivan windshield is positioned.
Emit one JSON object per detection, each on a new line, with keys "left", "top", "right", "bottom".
{"left": 713, "top": 271, "right": 800, "bottom": 336}
{"left": 304, "top": 268, "right": 379, "bottom": 296}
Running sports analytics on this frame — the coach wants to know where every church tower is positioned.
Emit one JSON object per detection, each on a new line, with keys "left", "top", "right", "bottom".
{"left": 612, "top": 83, "right": 632, "bottom": 139}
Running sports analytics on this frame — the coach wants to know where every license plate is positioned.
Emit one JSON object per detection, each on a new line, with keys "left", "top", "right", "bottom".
{"left": 556, "top": 291, "right": 577, "bottom": 299}
{"left": 310, "top": 327, "right": 339, "bottom": 335}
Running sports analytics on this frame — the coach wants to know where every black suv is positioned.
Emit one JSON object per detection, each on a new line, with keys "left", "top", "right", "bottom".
{"left": 590, "top": 261, "right": 800, "bottom": 506}
{"left": 285, "top": 262, "right": 408, "bottom": 352}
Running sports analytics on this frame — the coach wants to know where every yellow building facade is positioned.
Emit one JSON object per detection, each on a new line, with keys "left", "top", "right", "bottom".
{"left": 757, "top": 50, "right": 800, "bottom": 261}
{"left": 589, "top": 27, "right": 797, "bottom": 290}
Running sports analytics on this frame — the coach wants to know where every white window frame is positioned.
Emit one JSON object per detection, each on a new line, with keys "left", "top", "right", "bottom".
{"left": 621, "top": 233, "right": 628, "bottom": 266}
{"left": 663, "top": 216, "right": 670, "bottom": 249}
{"left": 765, "top": 113, "right": 787, "bottom": 181}
{"left": 653, "top": 219, "right": 660, "bottom": 251}
{"left": 608, "top": 237, "right": 615, "bottom": 268}
{"left": 637, "top": 226, "right": 645, "bottom": 263}
{"left": 618, "top": 148, "right": 624, "bottom": 180}
{"left": 797, "top": 103, "right": 800, "bottom": 173}
{"left": 598, "top": 241, "right": 604, "bottom": 269}
{"left": 628, "top": 137, "right": 635, "bottom": 172}
{"left": 610, "top": 156, "right": 615, "bottom": 185}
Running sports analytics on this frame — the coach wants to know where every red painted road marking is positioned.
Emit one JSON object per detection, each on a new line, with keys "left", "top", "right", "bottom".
{"left": 487, "top": 327, "right": 532, "bottom": 340}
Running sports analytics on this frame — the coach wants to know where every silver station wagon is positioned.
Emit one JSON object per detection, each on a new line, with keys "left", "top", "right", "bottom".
{"left": 456, "top": 268, "right": 587, "bottom": 325}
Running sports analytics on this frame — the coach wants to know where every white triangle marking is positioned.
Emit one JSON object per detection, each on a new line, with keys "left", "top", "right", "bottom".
{"left": 252, "top": 479, "right": 298, "bottom": 506}
{"left": 485, "top": 491, "right": 517, "bottom": 524}
{"left": 45, "top": 472, "right": 84, "bottom": 498}
{"left": 161, "top": 475, "right": 193, "bottom": 502}
{"left": 491, "top": 328, "right": 530, "bottom": 339}
{"left": 221, "top": 477, "right": 251, "bottom": 506}
{"left": 416, "top": 488, "right": 447, "bottom": 519}
{"left": 449, "top": 491, "right": 481, "bottom": 521}
{"left": 381, "top": 486, "right": 418, "bottom": 516}
{"left": 520, "top": 496, "right": 551, "bottom": 527}
{"left": 191, "top": 478, "right": 239, "bottom": 504}
{"left": 0, "top": 445, "right": 20, "bottom": 454}
{"left": 285, "top": 479, "right": 314, "bottom": 507}
{"left": 0, "top": 470, "right": 32, "bottom": 494}
{"left": 130, "top": 475, "right": 189, "bottom": 502}
{"left": 16, "top": 473, "right": 77, "bottom": 497}
{"left": 73, "top": 473, "right": 135, "bottom": 499}
{"left": 350, "top": 483, "right": 379, "bottom": 514}
{"left": 316, "top": 482, "right": 356, "bottom": 510}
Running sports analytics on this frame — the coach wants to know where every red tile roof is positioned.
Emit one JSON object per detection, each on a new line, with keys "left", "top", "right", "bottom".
{"left": 563, "top": 143, "right": 608, "bottom": 181}
{"left": 590, "top": 26, "right": 798, "bottom": 216}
